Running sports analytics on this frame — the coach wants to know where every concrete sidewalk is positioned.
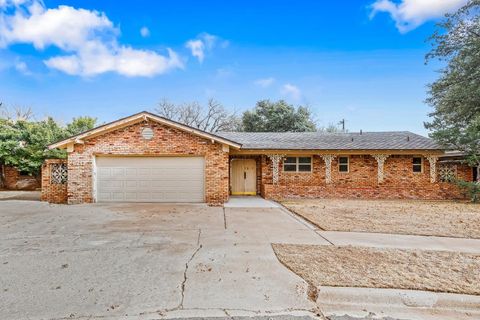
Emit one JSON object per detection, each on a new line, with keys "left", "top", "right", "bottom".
{"left": 317, "top": 230, "right": 480, "bottom": 253}
{"left": 224, "top": 196, "right": 280, "bottom": 208}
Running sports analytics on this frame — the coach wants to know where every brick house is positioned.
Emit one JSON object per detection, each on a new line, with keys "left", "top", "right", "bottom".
{"left": 42, "top": 111, "right": 474, "bottom": 205}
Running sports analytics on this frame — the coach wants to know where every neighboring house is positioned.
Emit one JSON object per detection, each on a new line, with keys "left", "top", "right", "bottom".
{"left": 1, "top": 165, "right": 40, "bottom": 191}
{"left": 41, "top": 111, "right": 474, "bottom": 205}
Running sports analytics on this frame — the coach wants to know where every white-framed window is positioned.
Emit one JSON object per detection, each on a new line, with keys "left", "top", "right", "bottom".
{"left": 283, "top": 157, "right": 312, "bottom": 172}
{"left": 412, "top": 157, "right": 423, "bottom": 173}
{"left": 338, "top": 156, "right": 349, "bottom": 173}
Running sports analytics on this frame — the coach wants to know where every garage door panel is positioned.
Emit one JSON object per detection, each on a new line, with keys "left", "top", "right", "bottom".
{"left": 96, "top": 157, "right": 205, "bottom": 203}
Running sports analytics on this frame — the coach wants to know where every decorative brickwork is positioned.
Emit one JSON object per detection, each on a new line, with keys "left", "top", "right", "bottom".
{"left": 261, "top": 154, "right": 472, "bottom": 201}
{"left": 41, "top": 159, "right": 68, "bottom": 203}
{"left": 372, "top": 154, "right": 389, "bottom": 184}
{"left": 426, "top": 155, "right": 439, "bottom": 183}
{"left": 66, "top": 120, "right": 229, "bottom": 206}
{"left": 267, "top": 154, "right": 284, "bottom": 185}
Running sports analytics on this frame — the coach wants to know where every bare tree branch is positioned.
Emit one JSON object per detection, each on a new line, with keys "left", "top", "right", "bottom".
{"left": 0, "top": 104, "right": 34, "bottom": 121}
{"left": 154, "top": 98, "right": 241, "bottom": 132}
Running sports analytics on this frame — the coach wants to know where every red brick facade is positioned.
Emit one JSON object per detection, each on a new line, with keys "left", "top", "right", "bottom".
{"left": 66, "top": 120, "right": 229, "bottom": 205}
{"left": 40, "top": 115, "right": 475, "bottom": 205}
{"left": 257, "top": 154, "right": 472, "bottom": 201}
{"left": 41, "top": 159, "right": 68, "bottom": 204}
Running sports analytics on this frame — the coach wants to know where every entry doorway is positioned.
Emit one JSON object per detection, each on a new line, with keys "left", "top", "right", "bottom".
{"left": 230, "top": 159, "right": 257, "bottom": 195}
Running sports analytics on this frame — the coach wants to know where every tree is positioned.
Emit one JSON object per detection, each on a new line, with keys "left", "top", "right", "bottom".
{"left": 425, "top": 0, "right": 480, "bottom": 200}
{"left": 241, "top": 100, "right": 316, "bottom": 132}
{"left": 66, "top": 116, "right": 97, "bottom": 136}
{"left": 0, "top": 108, "right": 97, "bottom": 176}
{"left": 0, "top": 118, "right": 66, "bottom": 175}
{"left": 155, "top": 98, "right": 241, "bottom": 132}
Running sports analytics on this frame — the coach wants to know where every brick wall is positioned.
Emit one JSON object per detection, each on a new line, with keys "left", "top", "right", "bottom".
{"left": 2, "top": 165, "right": 40, "bottom": 190}
{"left": 261, "top": 154, "right": 472, "bottom": 201}
{"left": 41, "top": 159, "right": 68, "bottom": 203}
{"left": 66, "top": 120, "right": 229, "bottom": 206}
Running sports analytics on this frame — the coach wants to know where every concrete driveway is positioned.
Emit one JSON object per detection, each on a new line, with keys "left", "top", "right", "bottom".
{"left": 0, "top": 200, "right": 328, "bottom": 320}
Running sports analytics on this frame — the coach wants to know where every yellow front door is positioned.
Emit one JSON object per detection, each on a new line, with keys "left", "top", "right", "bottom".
{"left": 230, "top": 159, "right": 257, "bottom": 195}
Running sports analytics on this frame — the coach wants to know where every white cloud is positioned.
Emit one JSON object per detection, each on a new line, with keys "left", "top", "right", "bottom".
{"left": 185, "top": 32, "right": 228, "bottom": 63}
{"left": 14, "top": 59, "right": 30, "bottom": 74}
{"left": 185, "top": 39, "right": 205, "bottom": 62}
{"left": 0, "top": 0, "right": 183, "bottom": 77}
{"left": 254, "top": 77, "right": 275, "bottom": 88}
{"left": 281, "top": 83, "right": 301, "bottom": 100}
{"left": 370, "top": 0, "right": 467, "bottom": 32}
{"left": 140, "top": 26, "right": 150, "bottom": 38}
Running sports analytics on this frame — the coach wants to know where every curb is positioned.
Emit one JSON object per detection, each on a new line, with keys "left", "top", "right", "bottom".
{"left": 317, "top": 286, "right": 480, "bottom": 314}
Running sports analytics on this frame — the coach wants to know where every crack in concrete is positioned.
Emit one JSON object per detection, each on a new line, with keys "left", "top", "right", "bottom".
{"left": 178, "top": 243, "right": 203, "bottom": 309}
{"left": 196, "top": 229, "right": 202, "bottom": 246}
{"left": 223, "top": 207, "right": 227, "bottom": 229}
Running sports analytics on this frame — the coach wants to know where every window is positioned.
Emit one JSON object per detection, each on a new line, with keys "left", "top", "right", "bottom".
{"left": 412, "top": 157, "right": 422, "bottom": 173}
{"left": 283, "top": 157, "right": 312, "bottom": 172}
{"left": 338, "top": 156, "right": 349, "bottom": 172}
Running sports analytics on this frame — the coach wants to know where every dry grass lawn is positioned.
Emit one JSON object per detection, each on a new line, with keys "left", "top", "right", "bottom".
{"left": 272, "top": 244, "right": 480, "bottom": 295}
{"left": 282, "top": 199, "right": 480, "bottom": 238}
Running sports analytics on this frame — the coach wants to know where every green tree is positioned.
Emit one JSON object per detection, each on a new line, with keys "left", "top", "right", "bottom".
{"left": 242, "top": 100, "right": 316, "bottom": 132}
{"left": 425, "top": 0, "right": 480, "bottom": 200}
{"left": 66, "top": 116, "right": 97, "bottom": 136}
{"left": 0, "top": 113, "right": 97, "bottom": 176}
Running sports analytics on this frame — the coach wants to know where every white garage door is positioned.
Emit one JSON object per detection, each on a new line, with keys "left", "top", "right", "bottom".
{"left": 96, "top": 157, "right": 205, "bottom": 203}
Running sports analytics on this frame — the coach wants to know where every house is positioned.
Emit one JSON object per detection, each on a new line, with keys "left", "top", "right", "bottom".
{"left": 41, "top": 111, "right": 474, "bottom": 205}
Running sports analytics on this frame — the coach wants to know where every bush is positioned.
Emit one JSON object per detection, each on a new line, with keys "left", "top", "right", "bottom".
{"left": 456, "top": 180, "right": 480, "bottom": 203}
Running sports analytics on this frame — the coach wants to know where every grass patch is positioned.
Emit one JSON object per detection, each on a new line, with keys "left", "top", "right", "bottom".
{"left": 272, "top": 244, "right": 480, "bottom": 295}
{"left": 282, "top": 199, "right": 480, "bottom": 238}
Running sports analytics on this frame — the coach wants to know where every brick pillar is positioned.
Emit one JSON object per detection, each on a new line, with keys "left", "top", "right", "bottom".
{"left": 320, "top": 155, "right": 336, "bottom": 184}
{"left": 373, "top": 154, "right": 390, "bottom": 184}
{"left": 41, "top": 159, "right": 68, "bottom": 204}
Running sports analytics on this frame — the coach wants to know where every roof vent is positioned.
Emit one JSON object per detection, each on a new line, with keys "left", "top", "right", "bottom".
{"left": 406, "top": 136, "right": 410, "bottom": 142}
{"left": 141, "top": 127, "right": 154, "bottom": 140}
{"left": 351, "top": 137, "right": 354, "bottom": 142}
{"left": 360, "top": 130, "right": 363, "bottom": 135}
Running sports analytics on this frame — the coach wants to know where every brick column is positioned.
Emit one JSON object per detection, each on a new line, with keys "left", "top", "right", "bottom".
{"left": 320, "top": 155, "right": 336, "bottom": 184}
{"left": 426, "top": 155, "right": 439, "bottom": 183}
{"left": 41, "top": 159, "right": 68, "bottom": 204}
{"left": 373, "top": 154, "right": 390, "bottom": 183}
{"left": 267, "top": 154, "right": 284, "bottom": 185}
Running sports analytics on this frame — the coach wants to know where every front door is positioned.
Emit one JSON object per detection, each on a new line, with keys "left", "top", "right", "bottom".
{"left": 230, "top": 159, "right": 257, "bottom": 195}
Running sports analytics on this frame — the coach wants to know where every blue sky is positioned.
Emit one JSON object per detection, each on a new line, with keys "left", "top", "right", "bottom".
{"left": 0, "top": 0, "right": 468, "bottom": 134}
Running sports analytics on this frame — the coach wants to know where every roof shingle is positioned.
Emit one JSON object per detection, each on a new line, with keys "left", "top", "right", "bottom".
{"left": 216, "top": 131, "right": 442, "bottom": 150}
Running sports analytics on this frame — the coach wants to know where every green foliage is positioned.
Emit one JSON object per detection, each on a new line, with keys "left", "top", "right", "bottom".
{"left": 456, "top": 180, "right": 480, "bottom": 203}
{"left": 66, "top": 116, "right": 97, "bottom": 136}
{"left": 0, "top": 115, "right": 97, "bottom": 175}
{"left": 241, "top": 100, "right": 316, "bottom": 132}
{"left": 425, "top": 1, "right": 480, "bottom": 168}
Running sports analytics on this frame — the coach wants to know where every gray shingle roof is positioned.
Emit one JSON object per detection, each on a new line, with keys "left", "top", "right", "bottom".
{"left": 216, "top": 131, "right": 442, "bottom": 150}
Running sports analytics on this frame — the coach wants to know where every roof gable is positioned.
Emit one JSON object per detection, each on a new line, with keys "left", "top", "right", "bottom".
{"left": 49, "top": 111, "right": 242, "bottom": 150}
